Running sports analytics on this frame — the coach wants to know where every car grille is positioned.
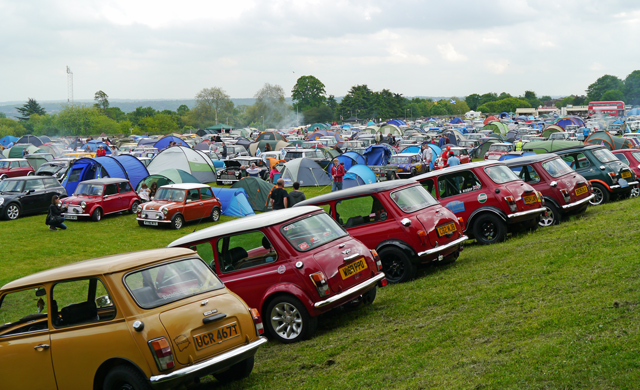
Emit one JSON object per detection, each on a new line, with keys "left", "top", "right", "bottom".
{"left": 220, "top": 173, "right": 238, "bottom": 180}
{"left": 141, "top": 210, "right": 163, "bottom": 220}
{"left": 67, "top": 205, "right": 83, "bottom": 214}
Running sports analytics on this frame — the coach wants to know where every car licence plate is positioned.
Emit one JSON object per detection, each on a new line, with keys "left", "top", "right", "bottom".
{"left": 523, "top": 194, "right": 537, "bottom": 204}
{"left": 575, "top": 186, "right": 588, "bottom": 196}
{"left": 143, "top": 221, "right": 158, "bottom": 226}
{"left": 339, "top": 257, "right": 368, "bottom": 280}
{"left": 621, "top": 170, "right": 631, "bottom": 179}
{"left": 193, "top": 322, "right": 239, "bottom": 351}
{"left": 437, "top": 222, "right": 457, "bottom": 237}
{"left": 65, "top": 215, "right": 77, "bottom": 220}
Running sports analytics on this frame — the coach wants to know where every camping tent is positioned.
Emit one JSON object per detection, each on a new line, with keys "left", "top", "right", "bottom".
{"left": 483, "top": 116, "right": 499, "bottom": 125}
{"left": 522, "top": 140, "right": 584, "bottom": 154}
{"left": 343, "top": 165, "right": 377, "bottom": 189}
{"left": 483, "top": 122, "right": 509, "bottom": 135}
{"left": 256, "top": 131, "right": 287, "bottom": 143}
{"left": 342, "top": 151, "right": 366, "bottom": 165}
{"left": 628, "top": 108, "right": 640, "bottom": 116}
{"left": 280, "top": 158, "right": 331, "bottom": 187}
{"left": 378, "top": 124, "right": 403, "bottom": 136}
{"left": 85, "top": 140, "right": 113, "bottom": 155}
{"left": 231, "top": 177, "right": 274, "bottom": 211}
{"left": 26, "top": 154, "right": 53, "bottom": 170}
{"left": 0, "top": 136, "right": 18, "bottom": 148}
{"left": 153, "top": 136, "right": 189, "bottom": 150}
{"left": 211, "top": 188, "right": 255, "bottom": 217}
{"left": 206, "top": 124, "right": 234, "bottom": 132}
{"left": 146, "top": 146, "right": 217, "bottom": 184}
{"left": 38, "top": 144, "right": 63, "bottom": 157}
{"left": 136, "top": 168, "right": 200, "bottom": 191}
{"left": 363, "top": 145, "right": 392, "bottom": 166}
{"left": 584, "top": 131, "right": 634, "bottom": 150}
{"left": 8, "top": 144, "right": 41, "bottom": 158}
{"left": 386, "top": 120, "right": 406, "bottom": 127}
{"left": 541, "top": 125, "right": 564, "bottom": 138}
{"left": 476, "top": 139, "right": 500, "bottom": 159}
{"left": 16, "top": 135, "right": 44, "bottom": 147}
{"left": 62, "top": 157, "right": 126, "bottom": 195}
{"left": 450, "top": 117, "right": 464, "bottom": 124}
{"left": 249, "top": 140, "right": 290, "bottom": 156}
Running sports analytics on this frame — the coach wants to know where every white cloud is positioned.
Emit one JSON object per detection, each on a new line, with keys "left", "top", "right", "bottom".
{"left": 437, "top": 43, "right": 468, "bottom": 63}
{"left": 590, "top": 63, "right": 605, "bottom": 71}
{"left": 485, "top": 59, "right": 510, "bottom": 74}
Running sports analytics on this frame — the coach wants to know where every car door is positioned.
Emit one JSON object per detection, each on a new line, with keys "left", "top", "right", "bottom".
{"left": 334, "top": 194, "right": 397, "bottom": 249}
{"left": 102, "top": 183, "right": 120, "bottom": 214}
{"left": 22, "top": 179, "right": 49, "bottom": 213}
{"left": 184, "top": 188, "right": 207, "bottom": 221}
{"left": 434, "top": 170, "right": 485, "bottom": 224}
{"left": 117, "top": 181, "right": 134, "bottom": 211}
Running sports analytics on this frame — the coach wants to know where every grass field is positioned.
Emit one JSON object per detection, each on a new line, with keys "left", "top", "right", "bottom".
{"left": 2, "top": 186, "right": 640, "bottom": 389}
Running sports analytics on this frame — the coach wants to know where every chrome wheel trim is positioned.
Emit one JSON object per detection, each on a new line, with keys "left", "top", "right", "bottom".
{"left": 270, "top": 302, "right": 303, "bottom": 340}
{"left": 7, "top": 204, "right": 19, "bottom": 219}
{"left": 538, "top": 206, "right": 556, "bottom": 227}
{"left": 630, "top": 186, "right": 639, "bottom": 198}
{"left": 589, "top": 187, "right": 604, "bottom": 205}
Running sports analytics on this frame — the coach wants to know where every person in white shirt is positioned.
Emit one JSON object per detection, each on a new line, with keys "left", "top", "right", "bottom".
{"left": 421, "top": 144, "right": 433, "bottom": 171}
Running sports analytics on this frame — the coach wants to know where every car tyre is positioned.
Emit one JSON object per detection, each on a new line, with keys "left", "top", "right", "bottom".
{"left": 472, "top": 214, "right": 506, "bottom": 245}
{"left": 378, "top": 247, "right": 417, "bottom": 284}
{"left": 265, "top": 295, "right": 317, "bottom": 344}
{"left": 539, "top": 202, "right": 560, "bottom": 227}
{"left": 171, "top": 214, "right": 184, "bottom": 230}
{"left": 137, "top": 220, "right": 145, "bottom": 227}
{"left": 27, "top": 171, "right": 34, "bottom": 176}
{"left": 211, "top": 207, "right": 221, "bottom": 222}
{"left": 0, "top": 174, "right": 7, "bottom": 181}
{"left": 4, "top": 203, "right": 21, "bottom": 220}
{"left": 103, "top": 365, "right": 151, "bottom": 390}
{"left": 410, "top": 168, "right": 416, "bottom": 177}
{"left": 91, "top": 208, "right": 102, "bottom": 222}
{"left": 130, "top": 200, "right": 140, "bottom": 214}
{"left": 589, "top": 183, "right": 609, "bottom": 206}
{"left": 362, "top": 286, "right": 377, "bottom": 305}
{"left": 213, "top": 356, "right": 254, "bottom": 384}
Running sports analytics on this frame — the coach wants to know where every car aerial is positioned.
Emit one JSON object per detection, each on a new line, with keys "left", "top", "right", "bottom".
{"left": 137, "top": 183, "right": 222, "bottom": 229}
{"left": 0, "top": 247, "right": 267, "bottom": 390}
{"left": 294, "top": 181, "right": 467, "bottom": 283}
{"left": 167, "top": 206, "right": 387, "bottom": 343}
{"left": 35, "top": 160, "right": 71, "bottom": 182}
{"left": 434, "top": 147, "right": 471, "bottom": 169}
{"left": 61, "top": 178, "right": 140, "bottom": 222}
{"left": 383, "top": 153, "right": 428, "bottom": 178}
{"left": 0, "top": 158, "right": 35, "bottom": 180}
{"left": 554, "top": 145, "right": 638, "bottom": 205}
{"left": 216, "top": 157, "right": 268, "bottom": 184}
{"left": 484, "top": 143, "right": 514, "bottom": 160}
{"left": 504, "top": 154, "right": 594, "bottom": 226}
{"left": 0, "top": 176, "right": 67, "bottom": 220}
{"left": 611, "top": 149, "right": 640, "bottom": 197}
{"left": 413, "top": 161, "right": 546, "bottom": 245}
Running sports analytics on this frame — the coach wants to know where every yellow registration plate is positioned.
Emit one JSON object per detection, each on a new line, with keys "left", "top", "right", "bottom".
{"left": 339, "top": 257, "right": 368, "bottom": 280}
{"left": 621, "top": 170, "right": 631, "bottom": 179}
{"left": 193, "top": 322, "right": 239, "bottom": 351}
{"left": 575, "top": 186, "right": 588, "bottom": 196}
{"left": 523, "top": 194, "right": 537, "bottom": 204}
{"left": 437, "top": 222, "right": 457, "bottom": 237}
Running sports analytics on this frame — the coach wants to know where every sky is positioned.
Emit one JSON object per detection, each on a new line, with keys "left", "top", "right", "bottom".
{"left": 1, "top": 0, "right": 640, "bottom": 103}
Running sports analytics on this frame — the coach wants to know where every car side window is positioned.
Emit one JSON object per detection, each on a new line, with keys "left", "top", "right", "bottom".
{"left": 44, "top": 178, "right": 60, "bottom": 189}
{"left": 517, "top": 165, "right": 540, "bottom": 184}
{"left": 51, "top": 278, "right": 116, "bottom": 328}
{"left": 20, "top": 161, "right": 30, "bottom": 168}
{"left": 335, "top": 196, "right": 387, "bottom": 229}
{"left": 0, "top": 287, "right": 49, "bottom": 337}
{"left": 104, "top": 184, "right": 117, "bottom": 196}
{"left": 216, "top": 231, "right": 277, "bottom": 273}
{"left": 616, "top": 154, "right": 630, "bottom": 165}
{"left": 25, "top": 179, "right": 45, "bottom": 191}
{"left": 459, "top": 171, "right": 482, "bottom": 193}
{"left": 11, "top": 161, "right": 20, "bottom": 168}
{"left": 200, "top": 187, "right": 213, "bottom": 200}
{"left": 118, "top": 182, "right": 132, "bottom": 193}
{"left": 187, "top": 189, "right": 200, "bottom": 201}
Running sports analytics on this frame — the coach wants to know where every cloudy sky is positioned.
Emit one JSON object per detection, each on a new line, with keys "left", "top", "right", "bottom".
{"left": 2, "top": 0, "right": 639, "bottom": 103}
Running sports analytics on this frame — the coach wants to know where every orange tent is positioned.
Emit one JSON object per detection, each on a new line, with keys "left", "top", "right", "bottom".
{"left": 483, "top": 116, "right": 499, "bottom": 125}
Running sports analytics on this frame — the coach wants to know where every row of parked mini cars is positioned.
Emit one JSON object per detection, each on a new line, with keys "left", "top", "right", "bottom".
{"left": 1, "top": 144, "right": 638, "bottom": 389}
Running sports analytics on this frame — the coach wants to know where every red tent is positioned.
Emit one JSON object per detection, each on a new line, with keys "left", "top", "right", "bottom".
{"left": 483, "top": 116, "right": 499, "bottom": 125}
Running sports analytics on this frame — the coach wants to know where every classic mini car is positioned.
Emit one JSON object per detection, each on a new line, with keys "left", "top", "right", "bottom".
{"left": 554, "top": 145, "right": 638, "bottom": 205}
{"left": 383, "top": 153, "right": 428, "bottom": 178}
{"left": 434, "top": 147, "right": 472, "bottom": 169}
{"left": 413, "top": 161, "right": 546, "bottom": 245}
{"left": 216, "top": 157, "right": 268, "bottom": 184}
{"left": 612, "top": 149, "right": 640, "bottom": 197}
{"left": 0, "top": 176, "right": 67, "bottom": 220}
{"left": 35, "top": 160, "right": 72, "bottom": 182}
{"left": 0, "top": 248, "right": 267, "bottom": 390}
{"left": 505, "top": 154, "right": 594, "bottom": 226}
{"left": 168, "top": 207, "right": 387, "bottom": 343}
{"left": 61, "top": 178, "right": 140, "bottom": 222}
{"left": 137, "top": 183, "right": 222, "bottom": 229}
{"left": 484, "top": 143, "right": 514, "bottom": 160}
{"left": 294, "top": 180, "right": 467, "bottom": 283}
{"left": 0, "top": 158, "right": 35, "bottom": 180}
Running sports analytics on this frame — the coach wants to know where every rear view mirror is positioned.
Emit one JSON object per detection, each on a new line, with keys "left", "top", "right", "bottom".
{"left": 35, "top": 288, "right": 46, "bottom": 297}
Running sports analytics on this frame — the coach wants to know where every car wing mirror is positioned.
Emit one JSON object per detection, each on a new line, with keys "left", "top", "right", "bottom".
{"left": 96, "top": 295, "right": 112, "bottom": 308}
{"left": 186, "top": 199, "right": 192, "bottom": 203}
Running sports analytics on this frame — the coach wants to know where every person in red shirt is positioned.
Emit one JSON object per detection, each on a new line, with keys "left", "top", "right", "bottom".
{"left": 330, "top": 158, "right": 345, "bottom": 191}
{"left": 96, "top": 145, "right": 107, "bottom": 157}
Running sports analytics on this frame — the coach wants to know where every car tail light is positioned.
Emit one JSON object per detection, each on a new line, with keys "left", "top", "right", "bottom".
{"left": 379, "top": 278, "right": 388, "bottom": 287}
{"left": 371, "top": 249, "right": 383, "bottom": 271}
{"left": 417, "top": 229, "right": 427, "bottom": 244}
{"left": 560, "top": 189, "right": 570, "bottom": 203}
{"left": 310, "top": 272, "right": 330, "bottom": 297}
{"left": 250, "top": 308, "right": 264, "bottom": 336}
{"left": 504, "top": 196, "right": 517, "bottom": 213}
{"left": 457, "top": 217, "right": 465, "bottom": 229}
{"left": 608, "top": 172, "right": 618, "bottom": 184}
{"left": 148, "top": 337, "right": 175, "bottom": 371}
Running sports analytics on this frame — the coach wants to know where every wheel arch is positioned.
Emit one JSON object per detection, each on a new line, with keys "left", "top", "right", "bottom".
{"left": 589, "top": 179, "right": 612, "bottom": 192}
{"left": 260, "top": 285, "right": 316, "bottom": 318}
{"left": 467, "top": 207, "right": 507, "bottom": 233}
{"left": 375, "top": 239, "right": 417, "bottom": 260}
{"left": 543, "top": 196, "right": 561, "bottom": 210}
{"left": 93, "top": 357, "right": 148, "bottom": 390}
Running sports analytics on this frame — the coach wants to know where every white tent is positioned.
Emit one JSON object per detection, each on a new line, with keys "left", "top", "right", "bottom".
{"left": 146, "top": 146, "right": 217, "bottom": 183}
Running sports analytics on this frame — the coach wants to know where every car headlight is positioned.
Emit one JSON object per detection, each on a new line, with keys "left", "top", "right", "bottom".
{"left": 80, "top": 201, "right": 87, "bottom": 209}
{"left": 136, "top": 205, "right": 143, "bottom": 213}
{"left": 162, "top": 209, "right": 168, "bottom": 215}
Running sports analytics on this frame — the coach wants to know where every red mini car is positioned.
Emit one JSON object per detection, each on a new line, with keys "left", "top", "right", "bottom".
{"left": 168, "top": 206, "right": 387, "bottom": 344}
{"left": 0, "top": 158, "right": 35, "bottom": 180}
{"left": 413, "top": 161, "right": 546, "bottom": 245}
{"left": 484, "top": 143, "right": 514, "bottom": 160}
{"left": 612, "top": 149, "right": 640, "bottom": 197}
{"left": 62, "top": 178, "right": 140, "bottom": 222}
{"left": 505, "top": 154, "right": 594, "bottom": 226}
{"left": 434, "top": 147, "right": 472, "bottom": 170}
{"left": 137, "top": 183, "right": 222, "bottom": 229}
{"left": 294, "top": 180, "right": 467, "bottom": 283}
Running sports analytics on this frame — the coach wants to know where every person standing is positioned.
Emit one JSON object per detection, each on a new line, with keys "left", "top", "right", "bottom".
{"left": 421, "top": 144, "right": 433, "bottom": 172}
{"left": 287, "top": 182, "right": 307, "bottom": 207}
{"left": 330, "top": 159, "right": 345, "bottom": 192}
{"left": 447, "top": 151, "right": 461, "bottom": 167}
{"left": 270, "top": 178, "right": 289, "bottom": 210}
{"left": 514, "top": 138, "right": 524, "bottom": 151}
{"left": 47, "top": 195, "right": 67, "bottom": 231}
{"left": 96, "top": 145, "right": 107, "bottom": 157}
{"left": 438, "top": 135, "right": 445, "bottom": 148}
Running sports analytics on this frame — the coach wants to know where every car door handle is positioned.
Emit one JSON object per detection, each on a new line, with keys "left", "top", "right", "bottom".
{"left": 34, "top": 344, "right": 50, "bottom": 351}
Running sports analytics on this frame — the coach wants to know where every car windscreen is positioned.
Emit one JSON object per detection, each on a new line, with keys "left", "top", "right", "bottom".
{"left": 281, "top": 213, "right": 348, "bottom": 252}
{"left": 0, "top": 180, "right": 25, "bottom": 192}
{"left": 37, "top": 164, "right": 63, "bottom": 173}
{"left": 74, "top": 183, "right": 103, "bottom": 196}
{"left": 390, "top": 156, "right": 411, "bottom": 164}
{"left": 484, "top": 165, "right": 520, "bottom": 184}
{"left": 541, "top": 157, "right": 574, "bottom": 178}
{"left": 154, "top": 188, "right": 185, "bottom": 202}
{"left": 390, "top": 185, "right": 438, "bottom": 213}
{"left": 124, "top": 258, "right": 223, "bottom": 309}
{"left": 592, "top": 148, "right": 618, "bottom": 163}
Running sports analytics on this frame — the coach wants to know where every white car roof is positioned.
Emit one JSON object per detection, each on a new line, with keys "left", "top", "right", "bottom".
{"left": 159, "top": 183, "right": 211, "bottom": 190}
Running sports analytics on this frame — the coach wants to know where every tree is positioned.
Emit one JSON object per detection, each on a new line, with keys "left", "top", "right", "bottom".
{"left": 127, "top": 107, "right": 157, "bottom": 126}
{"left": 177, "top": 104, "right": 190, "bottom": 116}
{"left": 303, "top": 106, "right": 333, "bottom": 124}
{"left": 338, "top": 85, "right": 374, "bottom": 120}
{"left": 94, "top": 90, "right": 109, "bottom": 111}
{"left": 600, "top": 90, "right": 625, "bottom": 102}
{"left": 624, "top": 70, "right": 640, "bottom": 105}
{"left": 586, "top": 75, "right": 624, "bottom": 102}
{"left": 195, "top": 87, "right": 233, "bottom": 125}
{"left": 0, "top": 112, "right": 6, "bottom": 119}
{"left": 524, "top": 91, "right": 540, "bottom": 108}
{"left": 252, "top": 83, "right": 291, "bottom": 129}
{"left": 16, "top": 98, "right": 46, "bottom": 121}
{"left": 0, "top": 118, "right": 27, "bottom": 138}
{"left": 291, "top": 76, "right": 327, "bottom": 112}
{"left": 465, "top": 94, "right": 481, "bottom": 110}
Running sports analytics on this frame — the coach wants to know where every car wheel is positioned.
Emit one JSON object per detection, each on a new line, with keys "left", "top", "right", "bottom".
{"left": 27, "top": 171, "right": 33, "bottom": 176}
{"left": 171, "top": 214, "right": 184, "bottom": 230}
{"left": 630, "top": 185, "right": 640, "bottom": 198}
{"left": 103, "top": 365, "right": 151, "bottom": 390}
{"left": 589, "top": 183, "right": 609, "bottom": 206}
{"left": 130, "top": 200, "right": 140, "bottom": 214}
{"left": 211, "top": 207, "right": 221, "bottom": 222}
{"left": 361, "top": 286, "right": 377, "bottom": 305}
{"left": 137, "top": 220, "right": 145, "bottom": 227}
{"left": 472, "top": 214, "right": 506, "bottom": 245}
{"left": 538, "top": 202, "right": 560, "bottom": 227}
{"left": 378, "top": 247, "right": 417, "bottom": 284}
{"left": 265, "top": 295, "right": 317, "bottom": 344}
{"left": 91, "top": 208, "right": 102, "bottom": 222}
{"left": 4, "top": 203, "right": 20, "bottom": 220}
{"left": 410, "top": 168, "right": 416, "bottom": 177}
{"left": 213, "top": 356, "right": 254, "bottom": 384}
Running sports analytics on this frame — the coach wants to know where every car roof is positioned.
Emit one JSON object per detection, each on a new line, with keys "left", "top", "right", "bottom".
{"left": 2, "top": 158, "right": 27, "bottom": 161}
{"left": 80, "top": 178, "right": 130, "bottom": 185}
{"left": 503, "top": 153, "right": 559, "bottom": 166}
{"left": 552, "top": 144, "right": 604, "bottom": 153}
{"left": 412, "top": 160, "right": 503, "bottom": 180}
{"left": 159, "top": 183, "right": 210, "bottom": 190}
{"left": 394, "top": 153, "right": 420, "bottom": 157}
{"left": 1, "top": 248, "right": 195, "bottom": 290}
{"left": 612, "top": 148, "right": 640, "bottom": 153}
{"left": 2, "top": 176, "right": 51, "bottom": 181}
{"left": 295, "top": 180, "right": 418, "bottom": 206}
{"left": 491, "top": 143, "right": 512, "bottom": 146}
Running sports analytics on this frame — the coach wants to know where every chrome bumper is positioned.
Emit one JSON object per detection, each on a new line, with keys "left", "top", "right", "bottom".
{"left": 610, "top": 180, "right": 639, "bottom": 189}
{"left": 418, "top": 235, "right": 468, "bottom": 257}
{"left": 62, "top": 212, "right": 90, "bottom": 217}
{"left": 562, "top": 194, "right": 594, "bottom": 210}
{"left": 149, "top": 337, "right": 268, "bottom": 388}
{"left": 507, "top": 207, "right": 546, "bottom": 219}
{"left": 136, "top": 218, "right": 171, "bottom": 224}
{"left": 314, "top": 273, "right": 385, "bottom": 309}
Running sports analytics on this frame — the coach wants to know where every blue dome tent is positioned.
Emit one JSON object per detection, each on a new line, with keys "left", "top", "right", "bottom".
{"left": 387, "top": 119, "right": 406, "bottom": 127}
{"left": 62, "top": 156, "right": 128, "bottom": 195}
{"left": 628, "top": 108, "right": 640, "bottom": 116}
{"left": 137, "top": 138, "right": 157, "bottom": 147}
{"left": 0, "top": 136, "right": 18, "bottom": 148}
{"left": 113, "top": 154, "right": 149, "bottom": 189}
{"left": 449, "top": 117, "right": 464, "bottom": 124}
{"left": 211, "top": 188, "right": 255, "bottom": 217}
{"left": 342, "top": 151, "right": 366, "bottom": 165}
{"left": 154, "top": 136, "right": 189, "bottom": 150}
{"left": 343, "top": 165, "right": 377, "bottom": 189}
{"left": 363, "top": 145, "right": 392, "bottom": 166}
{"left": 85, "top": 140, "right": 113, "bottom": 155}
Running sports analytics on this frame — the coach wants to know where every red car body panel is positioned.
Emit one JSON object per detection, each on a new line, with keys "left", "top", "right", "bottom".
{"left": 61, "top": 178, "right": 139, "bottom": 220}
{"left": 0, "top": 159, "right": 34, "bottom": 179}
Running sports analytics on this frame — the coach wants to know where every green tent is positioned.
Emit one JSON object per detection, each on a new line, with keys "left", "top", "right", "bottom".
{"left": 483, "top": 122, "right": 509, "bottom": 135}
{"left": 476, "top": 139, "right": 500, "bottom": 159}
{"left": 231, "top": 177, "right": 275, "bottom": 211}
{"left": 26, "top": 154, "right": 53, "bottom": 170}
{"left": 522, "top": 140, "right": 584, "bottom": 154}
{"left": 206, "top": 123, "right": 234, "bottom": 131}
{"left": 584, "top": 131, "right": 634, "bottom": 150}
{"left": 136, "top": 168, "right": 201, "bottom": 191}
{"left": 9, "top": 144, "right": 42, "bottom": 158}
{"left": 379, "top": 124, "right": 403, "bottom": 136}
{"left": 308, "top": 123, "right": 330, "bottom": 132}
{"left": 541, "top": 125, "right": 563, "bottom": 139}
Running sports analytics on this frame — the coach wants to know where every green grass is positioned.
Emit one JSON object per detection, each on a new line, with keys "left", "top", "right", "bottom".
{"left": 2, "top": 192, "right": 640, "bottom": 389}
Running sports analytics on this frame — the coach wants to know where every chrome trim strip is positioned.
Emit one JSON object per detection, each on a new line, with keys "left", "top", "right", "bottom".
{"left": 343, "top": 253, "right": 361, "bottom": 262}
{"left": 561, "top": 194, "right": 594, "bottom": 209}
{"left": 417, "top": 236, "right": 469, "bottom": 257}
{"left": 507, "top": 207, "right": 546, "bottom": 219}
{"left": 136, "top": 218, "right": 171, "bottom": 223}
{"left": 314, "top": 273, "right": 385, "bottom": 308}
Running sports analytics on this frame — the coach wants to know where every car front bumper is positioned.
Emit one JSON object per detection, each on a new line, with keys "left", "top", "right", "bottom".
{"left": 314, "top": 272, "right": 386, "bottom": 309}
{"left": 136, "top": 218, "right": 171, "bottom": 224}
